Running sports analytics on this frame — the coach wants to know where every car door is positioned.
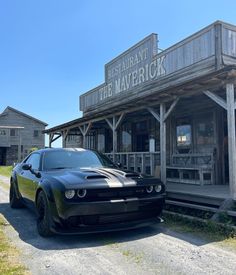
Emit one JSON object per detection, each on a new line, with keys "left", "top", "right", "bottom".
{"left": 17, "top": 153, "right": 41, "bottom": 203}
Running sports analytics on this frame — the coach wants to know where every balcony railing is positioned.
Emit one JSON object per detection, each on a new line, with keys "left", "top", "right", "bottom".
{"left": 105, "top": 151, "right": 160, "bottom": 176}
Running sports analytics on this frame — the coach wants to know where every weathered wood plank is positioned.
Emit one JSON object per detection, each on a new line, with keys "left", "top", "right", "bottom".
{"left": 226, "top": 83, "right": 236, "bottom": 200}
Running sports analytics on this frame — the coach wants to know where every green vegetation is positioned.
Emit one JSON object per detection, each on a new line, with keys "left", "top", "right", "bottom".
{"left": 29, "top": 147, "right": 38, "bottom": 153}
{"left": 121, "top": 249, "right": 143, "bottom": 264}
{"left": 0, "top": 215, "right": 28, "bottom": 275}
{"left": 163, "top": 212, "right": 236, "bottom": 249}
{"left": 0, "top": 166, "right": 12, "bottom": 178}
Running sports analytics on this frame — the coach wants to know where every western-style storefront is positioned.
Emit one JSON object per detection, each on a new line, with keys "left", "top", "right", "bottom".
{"left": 45, "top": 21, "right": 236, "bottom": 208}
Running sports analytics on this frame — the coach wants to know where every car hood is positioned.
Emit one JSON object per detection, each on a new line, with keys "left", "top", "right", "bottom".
{"left": 44, "top": 167, "right": 150, "bottom": 189}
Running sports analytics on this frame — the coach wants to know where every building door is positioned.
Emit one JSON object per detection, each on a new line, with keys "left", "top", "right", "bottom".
{"left": 132, "top": 121, "right": 149, "bottom": 152}
{"left": 136, "top": 134, "right": 149, "bottom": 152}
{"left": 0, "top": 147, "right": 6, "bottom": 165}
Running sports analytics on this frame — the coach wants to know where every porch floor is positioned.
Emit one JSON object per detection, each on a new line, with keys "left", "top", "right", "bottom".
{"left": 166, "top": 182, "right": 230, "bottom": 206}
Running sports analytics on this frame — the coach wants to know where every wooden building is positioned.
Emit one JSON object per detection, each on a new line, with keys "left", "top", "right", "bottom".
{"left": 0, "top": 106, "right": 47, "bottom": 165}
{"left": 45, "top": 21, "right": 236, "bottom": 201}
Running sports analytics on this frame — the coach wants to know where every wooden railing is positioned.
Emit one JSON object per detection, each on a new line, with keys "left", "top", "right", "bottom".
{"left": 105, "top": 152, "right": 160, "bottom": 176}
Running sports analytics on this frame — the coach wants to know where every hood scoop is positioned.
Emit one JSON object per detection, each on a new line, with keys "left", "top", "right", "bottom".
{"left": 86, "top": 175, "right": 108, "bottom": 180}
{"left": 125, "top": 173, "right": 139, "bottom": 178}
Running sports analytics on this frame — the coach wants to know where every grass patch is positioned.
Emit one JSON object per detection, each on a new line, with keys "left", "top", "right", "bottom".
{"left": 163, "top": 212, "right": 236, "bottom": 244}
{"left": 0, "top": 215, "right": 28, "bottom": 275}
{"left": 121, "top": 249, "right": 143, "bottom": 264}
{"left": 0, "top": 166, "right": 12, "bottom": 178}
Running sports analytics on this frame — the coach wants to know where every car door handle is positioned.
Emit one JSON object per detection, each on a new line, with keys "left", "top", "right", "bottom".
{"left": 20, "top": 171, "right": 24, "bottom": 175}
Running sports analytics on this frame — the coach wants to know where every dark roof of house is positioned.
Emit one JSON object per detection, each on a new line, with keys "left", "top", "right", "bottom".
{"left": 0, "top": 106, "right": 48, "bottom": 126}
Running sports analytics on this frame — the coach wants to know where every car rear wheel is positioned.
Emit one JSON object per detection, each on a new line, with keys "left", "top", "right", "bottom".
{"left": 36, "top": 191, "right": 54, "bottom": 237}
{"left": 9, "top": 181, "right": 24, "bottom": 208}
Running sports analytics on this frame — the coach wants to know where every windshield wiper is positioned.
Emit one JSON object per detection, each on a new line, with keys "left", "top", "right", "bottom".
{"left": 50, "top": 167, "right": 72, "bottom": 170}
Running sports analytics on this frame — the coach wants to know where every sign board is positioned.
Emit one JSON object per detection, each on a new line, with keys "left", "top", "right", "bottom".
{"left": 98, "top": 34, "right": 165, "bottom": 102}
{"left": 80, "top": 34, "right": 166, "bottom": 110}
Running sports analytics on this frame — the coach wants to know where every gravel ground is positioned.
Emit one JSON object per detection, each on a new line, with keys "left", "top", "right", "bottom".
{"left": 1, "top": 175, "right": 236, "bottom": 275}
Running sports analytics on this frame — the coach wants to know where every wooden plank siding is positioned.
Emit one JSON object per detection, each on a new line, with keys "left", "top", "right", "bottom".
{"left": 0, "top": 107, "right": 47, "bottom": 164}
{"left": 80, "top": 23, "right": 216, "bottom": 115}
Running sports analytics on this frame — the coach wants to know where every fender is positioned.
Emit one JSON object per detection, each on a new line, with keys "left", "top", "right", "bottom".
{"left": 10, "top": 173, "right": 22, "bottom": 200}
{"left": 35, "top": 180, "right": 62, "bottom": 224}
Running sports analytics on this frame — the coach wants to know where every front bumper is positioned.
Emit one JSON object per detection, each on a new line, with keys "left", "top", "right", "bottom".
{"left": 52, "top": 194, "right": 165, "bottom": 234}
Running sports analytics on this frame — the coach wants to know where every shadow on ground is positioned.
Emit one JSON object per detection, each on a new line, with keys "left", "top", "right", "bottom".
{"left": 0, "top": 201, "right": 167, "bottom": 250}
{"left": 0, "top": 201, "right": 220, "bottom": 251}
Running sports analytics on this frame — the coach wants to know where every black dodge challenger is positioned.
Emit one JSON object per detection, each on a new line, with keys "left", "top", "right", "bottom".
{"left": 10, "top": 148, "right": 165, "bottom": 237}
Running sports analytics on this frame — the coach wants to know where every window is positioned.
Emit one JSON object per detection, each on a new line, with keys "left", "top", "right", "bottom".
{"left": 10, "top": 129, "right": 17, "bottom": 136}
{"left": 33, "top": 130, "right": 39, "bottom": 137}
{"left": 176, "top": 124, "right": 192, "bottom": 147}
{"left": 196, "top": 116, "right": 214, "bottom": 145}
{"left": 25, "top": 153, "right": 41, "bottom": 170}
{"left": 0, "top": 129, "right": 6, "bottom": 135}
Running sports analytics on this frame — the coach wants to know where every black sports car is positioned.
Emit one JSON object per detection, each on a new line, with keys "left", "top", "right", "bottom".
{"left": 10, "top": 148, "right": 165, "bottom": 237}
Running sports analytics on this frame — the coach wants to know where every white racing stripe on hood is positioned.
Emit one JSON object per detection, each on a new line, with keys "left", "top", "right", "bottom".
{"left": 80, "top": 167, "right": 137, "bottom": 187}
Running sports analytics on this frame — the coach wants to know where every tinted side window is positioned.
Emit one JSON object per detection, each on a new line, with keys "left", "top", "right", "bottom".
{"left": 25, "top": 153, "right": 41, "bottom": 170}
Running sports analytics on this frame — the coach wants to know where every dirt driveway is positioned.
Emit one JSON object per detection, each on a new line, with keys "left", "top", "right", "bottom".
{"left": 1, "top": 175, "right": 236, "bottom": 275}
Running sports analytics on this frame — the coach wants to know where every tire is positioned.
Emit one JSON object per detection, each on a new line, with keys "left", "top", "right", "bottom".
{"left": 36, "top": 191, "right": 54, "bottom": 237}
{"left": 9, "top": 181, "right": 24, "bottom": 208}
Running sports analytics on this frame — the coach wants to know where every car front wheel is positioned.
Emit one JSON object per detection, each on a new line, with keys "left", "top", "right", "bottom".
{"left": 36, "top": 191, "right": 54, "bottom": 237}
{"left": 9, "top": 181, "right": 24, "bottom": 208}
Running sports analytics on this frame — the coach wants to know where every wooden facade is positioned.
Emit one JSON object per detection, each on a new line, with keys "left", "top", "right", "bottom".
{"left": 45, "top": 21, "right": 236, "bottom": 201}
{"left": 0, "top": 106, "right": 47, "bottom": 165}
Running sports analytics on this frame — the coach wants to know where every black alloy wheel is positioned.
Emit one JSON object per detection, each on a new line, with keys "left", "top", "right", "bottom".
{"left": 36, "top": 191, "right": 54, "bottom": 237}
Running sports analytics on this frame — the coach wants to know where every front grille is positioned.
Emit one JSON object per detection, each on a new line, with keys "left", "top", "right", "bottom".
{"left": 98, "top": 211, "right": 155, "bottom": 224}
{"left": 67, "top": 211, "right": 157, "bottom": 227}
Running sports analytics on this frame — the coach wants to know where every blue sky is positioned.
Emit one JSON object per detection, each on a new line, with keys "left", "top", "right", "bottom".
{"left": 1, "top": 0, "right": 236, "bottom": 146}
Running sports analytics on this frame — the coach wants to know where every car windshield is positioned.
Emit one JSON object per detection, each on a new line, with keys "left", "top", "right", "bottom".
{"left": 42, "top": 150, "right": 116, "bottom": 170}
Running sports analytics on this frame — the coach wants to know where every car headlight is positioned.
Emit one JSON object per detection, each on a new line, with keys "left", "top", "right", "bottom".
{"left": 65, "top": 190, "right": 75, "bottom": 199}
{"left": 146, "top": 185, "right": 154, "bottom": 193}
{"left": 77, "top": 189, "right": 87, "bottom": 198}
{"left": 154, "top": 185, "right": 162, "bottom": 193}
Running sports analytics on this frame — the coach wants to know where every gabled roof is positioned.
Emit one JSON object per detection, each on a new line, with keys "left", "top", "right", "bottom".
{"left": 0, "top": 106, "right": 48, "bottom": 126}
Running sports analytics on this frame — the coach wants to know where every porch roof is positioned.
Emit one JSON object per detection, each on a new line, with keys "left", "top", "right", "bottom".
{"left": 44, "top": 66, "right": 236, "bottom": 134}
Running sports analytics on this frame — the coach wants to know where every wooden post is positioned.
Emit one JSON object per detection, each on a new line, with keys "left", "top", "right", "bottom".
{"left": 49, "top": 133, "right": 53, "bottom": 148}
{"left": 105, "top": 113, "right": 125, "bottom": 161}
{"left": 113, "top": 116, "right": 117, "bottom": 156}
{"left": 226, "top": 83, "right": 236, "bottom": 200}
{"left": 147, "top": 98, "right": 179, "bottom": 181}
{"left": 160, "top": 103, "right": 166, "bottom": 183}
{"left": 62, "top": 131, "right": 67, "bottom": 148}
{"left": 79, "top": 123, "right": 92, "bottom": 149}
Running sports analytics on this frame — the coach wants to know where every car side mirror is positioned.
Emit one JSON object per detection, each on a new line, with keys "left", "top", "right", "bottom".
{"left": 22, "top": 163, "right": 41, "bottom": 178}
{"left": 22, "top": 163, "right": 32, "bottom": 170}
{"left": 34, "top": 171, "right": 41, "bottom": 178}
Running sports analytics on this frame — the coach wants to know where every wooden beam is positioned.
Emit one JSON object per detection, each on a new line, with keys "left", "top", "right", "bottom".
{"left": 160, "top": 103, "right": 166, "bottom": 184}
{"left": 147, "top": 107, "right": 160, "bottom": 122}
{"left": 51, "top": 134, "right": 61, "bottom": 143}
{"left": 164, "top": 97, "right": 179, "bottom": 121}
{"left": 78, "top": 122, "right": 92, "bottom": 148}
{"left": 62, "top": 130, "right": 67, "bottom": 148}
{"left": 105, "top": 118, "right": 113, "bottom": 130}
{"left": 226, "top": 83, "right": 236, "bottom": 200}
{"left": 49, "top": 133, "right": 53, "bottom": 148}
{"left": 115, "top": 112, "right": 125, "bottom": 130}
{"left": 203, "top": 90, "right": 227, "bottom": 110}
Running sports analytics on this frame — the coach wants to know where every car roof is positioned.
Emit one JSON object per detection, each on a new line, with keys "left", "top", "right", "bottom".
{"left": 35, "top": 148, "right": 91, "bottom": 154}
